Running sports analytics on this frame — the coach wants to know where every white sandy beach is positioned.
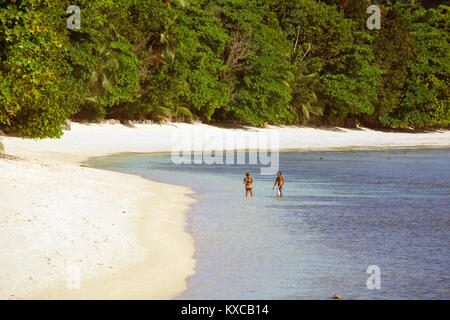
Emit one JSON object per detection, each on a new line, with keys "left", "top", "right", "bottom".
{"left": 0, "top": 122, "right": 449, "bottom": 299}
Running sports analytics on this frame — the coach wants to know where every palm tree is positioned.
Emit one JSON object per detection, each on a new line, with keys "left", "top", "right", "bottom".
{"left": 86, "top": 41, "right": 121, "bottom": 100}
{"left": 151, "top": 106, "right": 193, "bottom": 123}
{"left": 148, "top": 16, "right": 179, "bottom": 70}
{"left": 175, "top": 106, "right": 193, "bottom": 122}
{"left": 290, "top": 61, "right": 323, "bottom": 124}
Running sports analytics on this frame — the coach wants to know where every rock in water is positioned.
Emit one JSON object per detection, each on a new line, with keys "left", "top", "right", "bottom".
{"left": 332, "top": 293, "right": 342, "bottom": 300}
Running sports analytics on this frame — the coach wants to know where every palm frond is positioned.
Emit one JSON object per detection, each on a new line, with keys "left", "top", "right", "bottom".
{"left": 281, "top": 80, "right": 291, "bottom": 88}
{"left": 309, "top": 103, "right": 323, "bottom": 116}
{"left": 285, "top": 71, "right": 295, "bottom": 81}
{"left": 305, "top": 72, "right": 319, "bottom": 79}
{"left": 160, "top": 33, "right": 168, "bottom": 44}
{"left": 88, "top": 70, "right": 99, "bottom": 86}
{"left": 101, "top": 74, "right": 112, "bottom": 90}
{"left": 85, "top": 97, "right": 98, "bottom": 103}
{"left": 175, "top": 0, "right": 189, "bottom": 8}
{"left": 106, "top": 57, "right": 120, "bottom": 71}
{"left": 176, "top": 107, "right": 193, "bottom": 120}
{"left": 154, "top": 106, "right": 173, "bottom": 119}
{"left": 96, "top": 44, "right": 107, "bottom": 57}
{"left": 301, "top": 104, "right": 310, "bottom": 121}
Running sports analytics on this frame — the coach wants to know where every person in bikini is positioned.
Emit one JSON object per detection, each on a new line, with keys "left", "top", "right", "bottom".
{"left": 273, "top": 171, "right": 284, "bottom": 198}
{"left": 243, "top": 172, "right": 254, "bottom": 198}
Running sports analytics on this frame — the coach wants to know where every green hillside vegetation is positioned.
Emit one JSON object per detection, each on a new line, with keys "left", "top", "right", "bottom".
{"left": 0, "top": 0, "right": 448, "bottom": 138}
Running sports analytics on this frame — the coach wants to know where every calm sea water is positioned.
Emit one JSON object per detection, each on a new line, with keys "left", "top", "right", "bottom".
{"left": 88, "top": 148, "right": 450, "bottom": 299}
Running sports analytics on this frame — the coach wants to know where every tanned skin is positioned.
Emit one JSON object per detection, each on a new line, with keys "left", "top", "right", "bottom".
{"left": 243, "top": 172, "right": 254, "bottom": 198}
{"left": 272, "top": 171, "right": 284, "bottom": 198}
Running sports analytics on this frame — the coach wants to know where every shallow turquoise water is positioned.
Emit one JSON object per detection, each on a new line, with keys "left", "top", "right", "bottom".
{"left": 88, "top": 148, "right": 450, "bottom": 299}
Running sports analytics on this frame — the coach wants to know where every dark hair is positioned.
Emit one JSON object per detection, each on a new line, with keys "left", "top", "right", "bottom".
{"left": 278, "top": 171, "right": 282, "bottom": 175}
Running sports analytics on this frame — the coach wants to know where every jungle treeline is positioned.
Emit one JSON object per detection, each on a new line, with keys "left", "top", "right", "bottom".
{"left": 0, "top": 0, "right": 449, "bottom": 138}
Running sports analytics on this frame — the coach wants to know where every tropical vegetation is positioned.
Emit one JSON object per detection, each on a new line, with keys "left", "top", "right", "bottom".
{"left": 0, "top": 0, "right": 448, "bottom": 138}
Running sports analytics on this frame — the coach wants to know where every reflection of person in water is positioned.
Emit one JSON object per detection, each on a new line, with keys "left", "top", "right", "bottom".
{"left": 273, "top": 171, "right": 284, "bottom": 198}
{"left": 243, "top": 172, "right": 254, "bottom": 198}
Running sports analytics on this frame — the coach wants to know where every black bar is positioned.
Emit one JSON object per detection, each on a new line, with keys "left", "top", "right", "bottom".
{"left": 1, "top": 300, "right": 447, "bottom": 319}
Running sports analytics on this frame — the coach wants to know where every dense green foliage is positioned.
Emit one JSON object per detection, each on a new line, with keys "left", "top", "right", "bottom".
{"left": 0, "top": 0, "right": 448, "bottom": 137}
{"left": 379, "top": 4, "right": 450, "bottom": 127}
{"left": 0, "top": 0, "right": 79, "bottom": 137}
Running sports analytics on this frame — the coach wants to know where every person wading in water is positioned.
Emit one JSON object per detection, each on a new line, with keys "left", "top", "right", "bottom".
{"left": 243, "top": 172, "right": 254, "bottom": 198}
{"left": 273, "top": 171, "right": 285, "bottom": 198}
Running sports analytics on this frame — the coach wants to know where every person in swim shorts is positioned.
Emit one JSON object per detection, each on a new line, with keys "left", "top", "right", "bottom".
{"left": 273, "top": 171, "right": 284, "bottom": 198}
{"left": 243, "top": 172, "right": 254, "bottom": 198}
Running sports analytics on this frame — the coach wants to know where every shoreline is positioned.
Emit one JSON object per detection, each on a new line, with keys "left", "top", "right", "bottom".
{"left": 3, "top": 123, "right": 450, "bottom": 163}
{"left": 1, "top": 122, "right": 449, "bottom": 299}
{"left": 0, "top": 157, "right": 197, "bottom": 300}
{"left": 83, "top": 144, "right": 450, "bottom": 161}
